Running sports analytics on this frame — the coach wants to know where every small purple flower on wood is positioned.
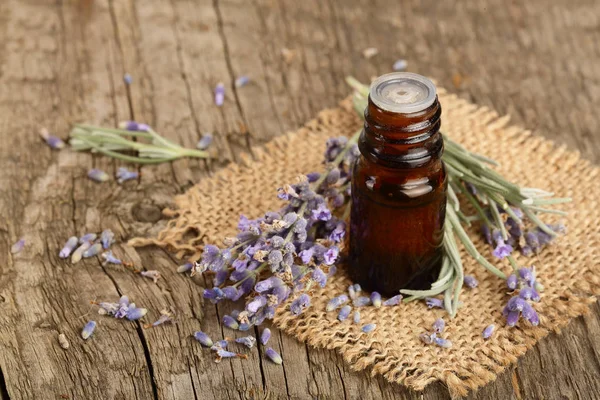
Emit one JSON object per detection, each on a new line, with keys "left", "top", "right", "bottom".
{"left": 126, "top": 307, "right": 148, "bottom": 321}
{"left": 88, "top": 168, "right": 110, "bottom": 183}
{"left": 337, "top": 305, "right": 352, "bottom": 321}
{"left": 370, "top": 292, "right": 382, "bottom": 308}
{"left": 482, "top": 324, "right": 495, "bottom": 339}
{"left": 123, "top": 73, "right": 133, "bottom": 85}
{"left": 177, "top": 262, "right": 194, "bottom": 273}
{"left": 193, "top": 331, "right": 213, "bottom": 347}
{"left": 235, "top": 76, "right": 250, "bottom": 88}
{"left": 326, "top": 294, "right": 349, "bottom": 312}
{"left": 383, "top": 295, "right": 402, "bottom": 306}
{"left": 140, "top": 270, "right": 161, "bottom": 283}
{"left": 362, "top": 323, "right": 376, "bottom": 333}
{"left": 425, "top": 297, "right": 443, "bottom": 309}
{"left": 83, "top": 243, "right": 102, "bottom": 258}
{"left": 119, "top": 121, "right": 150, "bottom": 132}
{"left": 59, "top": 236, "right": 78, "bottom": 258}
{"left": 81, "top": 321, "right": 96, "bottom": 340}
{"left": 235, "top": 336, "right": 257, "bottom": 349}
{"left": 100, "top": 229, "right": 115, "bottom": 249}
{"left": 433, "top": 318, "right": 445, "bottom": 334}
{"left": 39, "top": 128, "right": 65, "bottom": 149}
{"left": 290, "top": 294, "right": 311, "bottom": 315}
{"left": 102, "top": 251, "right": 122, "bottom": 265}
{"left": 223, "top": 315, "right": 239, "bottom": 330}
{"left": 196, "top": 134, "right": 213, "bottom": 150}
{"left": 11, "top": 238, "right": 25, "bottom": 254}
{"left": 260, "top": 328, "right": 271, "bottom": 345}
{"left": 116, "top": 167, "right": 139, "bottom": 184}
{"left": 265, "top": 347, "right": 283, "bottom": 364}
{"left": 71, "top": 242, "right": 91, "bottom": 263}
{"left": 215, "top": 82, "right": 225, "bottom": 106}
{"left": 79, "top": 233, "right": 97, "bottom": 244}
{"left": 464, "top": 275, "right": 479, "bottom": 289}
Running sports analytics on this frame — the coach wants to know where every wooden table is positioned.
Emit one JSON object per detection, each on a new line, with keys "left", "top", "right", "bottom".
{"left": 1, "top": 0, "right": 599, "bottom": 399}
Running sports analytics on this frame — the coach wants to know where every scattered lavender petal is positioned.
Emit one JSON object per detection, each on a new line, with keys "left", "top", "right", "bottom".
{"left": 260, "top": 328, "right": 271, "bottom": 345}
{"left": 434, "top": 337, "right": 452, "bottom": 349}
{"left": 102, "top": 251, "right": 122, "bottom": 265}
{"left": 119, "top": 121, "right": 151, "bottom": 132}
{"left": 116, "top": 167, "right": 139, "bottom": 184}
{"left": 215, "top": 82, "right": 225, "bottom": 106}
{"left": 88, "top": 168, "right": 109, "bottom": 183}
{"left": 432, "top": 318, "right": 445, "bottom": 334}
{"left": 126, "top": 307, "right": 148, "bottom": 321}
{"left": 79, "top": 233, "right": 97, "bottom": 244}
{"left": 81, "top": 321, "right": 96, "bottom": 340}
{"left": 383, "top": 295, "right": 402, "bottom": 306}
{"left": 353, "top": 296, "right": 371, "bottom": 307}
{"left": 223, "top": 315, "right": 239, "bottom": 330}
{"left": 337, "top": 305, "right": 352, "bottom": 321}
{"left": 392, "top": 59, "right": 408, "bottom": 71}
{"left": 425, "top": 297, "right": 443, "bottom": 309}
{"left": 265, "top": 347, "right": 283, "bottom": 364}
{"left": 100, "top": 229, "right": 115, "bottom": 249}
{"left": 140, "top": 270, "right": 161, "bottom": 283}
{"left": 82, "top": 243, "right": 102, "bottom": 258}
{"left": 506, "top": 274, "right": 518, "bottom": 290}
{"left": 235, "top": 336, "right": 257, "bottom": 349}
{"left": 123, "top": 73, "right": 133, "bottom": 85}
{"left": 196, "top": 133, "right": 213, "bottom": 150}
{"left": 235, "top": 76, "right": 250, "bottom": 88}
{"left": 419, "top": 332, "right": 435, "bottom": 345}
{"left": 39, "top": 128, "right": 65, "bottom": 149}
{"left": 353, "top": 311, "right": 361, "bottom": 324}
{"left": 370, "top": 292, "right": 382, "bottom": 307}
{"left": 11, "top": 238, "right": 25, "bottom": 254}
{"left": 71, "top": 242, "right": 91, "bottom": 263}
{"left": 482, "top": 324, "right": 495, "bottom": 339}
{"left": 362, "top": 323, "right": 376, "bottom": 333}
{"left": 326, "top": 294, "right": 349, "bottom": 312}
{"left": 290, "top": 294, "right": 311, "bottom": 315}
{"left": 59, "top": 236, "right": 78, "bottom": 258}
{"left": 463, "top": 275, "right": 479, "bottom": 289}
{"left": 177, "top": 262, "right": 194, "bottom": 273}
{"left": 148, "top": 311, "right": 173, "bottom": 328}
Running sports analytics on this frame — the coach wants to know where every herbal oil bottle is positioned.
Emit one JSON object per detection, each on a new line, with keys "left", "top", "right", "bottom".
{"left": 349, "top": 72, "right": 447, "bottom": 296}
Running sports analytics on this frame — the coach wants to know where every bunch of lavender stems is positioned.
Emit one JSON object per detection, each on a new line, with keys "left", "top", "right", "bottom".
{"left": 69, "top": 123, "right": 209, "bottom": 164}
{"left": 346, "top": 76, "right": 571, "bottom": 317}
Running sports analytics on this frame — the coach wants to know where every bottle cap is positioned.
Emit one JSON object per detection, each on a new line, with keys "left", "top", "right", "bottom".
{"left": 369, "top": 72, "right": 437, "bottom": 114}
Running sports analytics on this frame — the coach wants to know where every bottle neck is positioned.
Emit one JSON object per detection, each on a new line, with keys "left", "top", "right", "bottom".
{"left": 359, "top": 95, "right": 443, "bottom": 169}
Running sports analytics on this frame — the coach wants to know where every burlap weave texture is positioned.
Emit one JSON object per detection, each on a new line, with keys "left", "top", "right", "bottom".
{"left": 131, "top": 88, "right": 600, "bottom": 396}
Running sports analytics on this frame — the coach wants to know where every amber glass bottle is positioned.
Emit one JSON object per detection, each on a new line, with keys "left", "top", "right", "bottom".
{"left": 349, "top": 72, "right": 447, "bottom": 296}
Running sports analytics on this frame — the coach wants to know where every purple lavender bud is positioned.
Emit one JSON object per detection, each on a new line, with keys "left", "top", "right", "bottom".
{"left": 236, "top": 336, "right": 257, "bottom": 349}
{"left": 370, "top": 292, "right": 382, "bottom": 307}
{"left": 518, "top": 268, "right": 534, "bottom": 284}
{"left": 148, "top": 311, "right": 173, "bottom": 328}
{"left": 213, "top": 269, "right": 228, "bottom": 286}
{"left": 265, "top": 347, "right": 283, "bottom": 364}
{"left": 88, "top": 168, "right": 109, "bottom": 183}
{"left": 247, "top": 295, "right": 268, "bottom": 313}
{"left": 59, "top": 236, "right": 78, "bottom": 258}
{"left": 432, "top": 318, "right": 445, "bottom": 334}
{"left": 482, "top": 324, "right": 495, "bottom": 339}
{"left": 255, "top": 277, "right": 284, "bottom": 293}
{"left": 419, "top": 332, "right": 435, "bottom": 345}
{"left": 102, "top": 251, "right": 122, "bottom": 265}
{"left": 81, "top": 321, "right": 96, "bottom": 340}
{"left": 290, "top": 294, "right": 311, "bottom": 315}
{"left": 222, "top": 286, "right": 239, "bottom": 300}
{"left": 326, "top": 168, "right": 340, "bottom": 184}
{"left": 481, "top": 224, "right": 493, "bottom": 245}
{"left": 311, "top": 267, "right": 328, "bottom": 288}
{"left": 177, "top": 262, "right": 194, "bottom": 273}
{"left": 235, "top": 76, "right": 250, "bottom": 88}
{"left": 506, "top": 310, "right": 520, "bottom": 327}
{"left": 426, "top": 297, "right": 443, "bottom": 309}
{"left": 337, "top": 305, "right": 352, "bottom": 321}
{"left": 196, "top": 133, "right": 213, "bottom": 150}
{"left": 348, "top": 285, "right": 357, "bottom": 299}
{"left": 79, "top": 233, "right": 97, "bottom": 244}
{"left": 507, "top": 274, "right": 518, "bottom": 290}
{"left": 100, "top": 229, "right": 115, "bottom": 249}
{"left": 326, "top": 294, "right": 349, "bottom": 312}
{"left": 260, "top": 328, "right": 271, "bottom": 345}
{"left": 119, "top": 295, "right": 130, "bottom": 307}
{"left": 116, "top": 167, "right": 139, "bottom": 184}
{"left": 353, "top": 284, "right": 362, "bottom": 294}
{"left": 520, "top": 245, "right": 533, "bottom": 257}
{"left": 267, "top": 250, "right": 283, "bottom": 270}
{"left": 327, "top": 265, "right": 337, "bottom": 278}
{"left": 506, "top": 296, "right": 527, "bottom": 312}
{"left": 392, "top": 59, "right": 408, "bottom": 71}
{"left": 82, "top": 243, "right": 102, "bottom": 258}
{"left": 293, "top": 218, "right": 308, "bottom": 233}
{"left": 10, "top": 238, "right": 25, "bottom": 254}
{"left": 126, "top": 307, "right": 148, "bottom": 321}
{"left": 298, "top": 248, "right": 314, "bottom": 264}
{"left": 383, "top": 295, "right": 403, "bottom": 306}
{"left": 463, "top": 275, "right": 479, "bottom": 289}
{"left": 71, "top": 242, "right": 90, "bottom": 263}
{"left": 311, "top": 203, "right": 332, "bottom": 222}
{"left": 536, "top": 228, "right": 554, "bottom": 246}
{"left": 223, "top": 315, "right": 239, "bottom": 330}
{"left": 434, "top": 337, "right": 452, "bottom": 348}
{"left": 238, "top": 322, "right": 252, "bottom": 331}
{"left": 306, "top": 172, "right": 320, "bottom": 182}
{"left": 519, "top": 287, "right": 540, "bottom": 302}
{"left": 214, "top": 339, "right": 229, "bottom": 349}
{"left": 323, "top": 246, "right": 339, "bottom": 265}
{"left": 522, "top": 302, "right": 540, "bottom": 326}
{"left": 328, "top": 222, "right": 346, "bottom": 243}
{"left": 361, "top": 323, "right": 376, "bottom": 333}
{"left": 215, "top": 82, "right": 225, "bottom": 106}
{"left": 193, "top": 331, "right": 213, "bottom": 347}
{"left": 216, "top": 349, "right": 240, "bottom": 359}
{"left": 353, "top": 296, "right": 371, "bottom": 307}
{"left": 492, "top": 240, "right": 513, "bottom": 259}
{"left": 119, "top": 121, "right": 151, "bottom": 132}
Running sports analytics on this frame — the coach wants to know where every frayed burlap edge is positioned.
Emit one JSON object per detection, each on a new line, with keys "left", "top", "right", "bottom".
{"left": 131, "top": 88, "right": 600, "bottom": 397}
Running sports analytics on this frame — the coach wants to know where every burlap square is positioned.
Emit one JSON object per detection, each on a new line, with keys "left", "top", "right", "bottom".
{"left": 130, "top": 88, "right": 600, "bottom": 396}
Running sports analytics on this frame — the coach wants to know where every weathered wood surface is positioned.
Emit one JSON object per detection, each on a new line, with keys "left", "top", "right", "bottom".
{"left": 1, "top": 0, "right": 599, "bottom": 399}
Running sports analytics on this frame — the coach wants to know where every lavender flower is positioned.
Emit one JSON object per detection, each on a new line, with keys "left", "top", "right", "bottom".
{"left": 193, "top": 331, "right": 213, "bottom": 347}
{"left": 126, "top": 306, "right": 148, "bottom": 321}
{"left": 83, "top": 243, "right": 102, "bottom": 258}
{"left": 146, "top": 310, "right": 173, "bottom": 328}
{"left": 519, "top": 287, "right": 540, "bottom": 302}
{"left": 119, "top": 121, "right": 150, "bottom": 132}
{"left": 464, "top": 275, "right": 478, "bottom": 289}
{"left": 102, "top": 251, "right": 122, "bottom": 265}
{"left": 482, "top": 324, "right": 495, "bottom": 339}
{"left": 434, "top": 337, "right": 452, "bottom": 349}
{"left": 39, "top": 128, "right": 65, "bottom": 149}
{"left": 425, "top": 297, "right": 443, "bottom": 309}
{"left": 353, "top": 296, "right": 371, "bottom": 307}
{"left": 323, "top": 247, "right": 339, "bottom": 265}
{"left": 177, "top": 262, "right": 194, "bottom": 273}
{"left": 140, "top": 270, "right": 161, "bottom": 283}
{"left": 392, "top": 59, "right": 408, "bottom": 71}
{"left": 326, "top": 294, "right": 349, "bottom": 312}
{"left": 338, "top": 305, "right": 352, "bottom": 321}
{"left": 214, "top": 348, "right": 247, "bottom": 362}
{"left": 100, "top": 229, "right": 115, "bottom": 249}
{"left": 507, "top": 274, "right": 518, "bottom": 290}
{"left": 79, "top": 233, "right": 97, "bottom": 244}
{"left": 11, "top": 238, "right": 25, "bottom": 254}
{"left": 215, "top": 83, "right": 225, "bottom": 106}
{"left": 492, "top": 239, "right": 513, "bottom": 259}
{"left": 432, "top": 318, "right": 445, "bottom": 334}
{"left": 311, "top": 267, "right": 328, "bottom": 287}
{"left": 236, "top": 336, "right": 256, "bottom": 349}
{"left": 311, "top": 203, "right": 331, "bottom": 221}
{"left": 235, "top": 76, "right": 250, "bottom": 88}
{"left": 290, "top": 294, "right": 311, "bottom": 315}
{"left": 81, "top": 321, "right": 96, "bottom": 340}
{"left": 71, "top": 242, "right": 90, "bottom": 263}
{"left": 116, "top": 167, "right": 138, "bottom": 184}
{"left": 260, "top": 328, "right": 271, "bottom": 345}
{"left": 223, "top": 315, "right": 239, "bottom": 330}
{"left": 196, "top": 134, "right": 213, "bottom": 150}
{"left": 370, "top": 292, "right": 382, "bottom": 307}
{"left": 383, "top": 295, "right": 402, "bottom": 306}
{"left": 59, "top": 236, "right": 78, "bottom": 258}
{"left": 265, "top": 347, "right": 283, "bottom": 364}
{"left": 88, "top": 168, "right": 109, "bottom": 183}
{"left": 123, "top": 73, "right": 133, "bottom": 85}
{"left": 362, "top": 323, "right": 376, "bottom": 333}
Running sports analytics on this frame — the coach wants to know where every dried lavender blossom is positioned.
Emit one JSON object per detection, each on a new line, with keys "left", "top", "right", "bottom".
{"left": 119, "top": 121, "right": 150, "bottom": 132}
{"left": 370, "top": 292, "right": 382, "bottom": 308}
{"left": 116, "top": 167, "right": 138, "bottom": 184}
{"left": 235, "top": 76, "right": 250, "bottom": 88}
{"left": 58, "top": 333, "right": 69, "bottom": 349}
{"left": 81, "top": 321, "right": 96, "bottom": 340}
{"left": 353, "top": 311, "right": 361, "bottom": 324}
{"left": 425, "top": 297, "right": 443, "bottom": 309}
{"left": 146, "top": 310, "right": 173, "bottom": 328}
{"left": 177, "top": 262, "right": 194, "bottom": 273}
{"left": 39, "top": 128, "right": 65, "bottom": 149}
{"left": 140, "top": 270, "right": 161, "bottom": 283}
{"left": 11, "top": 238, "right": 24, "bottom": 254}
{"left": 463, "top": 275, "right": 478, "bottom": 289}
{"left": 337, "top": 305, "right": 352, "bottom": 321}
{"left": 482, "top": 324, "right": 495, "bottom": 339}
{"left": 419, "top": 332, "right": 435, "bottom": 345}
{"left": 434, "top": 337, "right": 452, "bottom": 349}
{"left": 235, "top": 336, "right": 257, "bottom": 349}
{"left": 223, "top": 315, "right": 239, "bottom": 330}
{"left": 59, "top": 237, "right": 78, "bottom": 258}
{"left": 102, "top": 251, "right": 122, "bottom": 265}
{"left": 71, "top": 242, "right": 91, "bottom": 264}
{"left": 506, "top": 274, "right": 518, "bottom": 290}
{"left": 126, "top": 306, "right": 148, "bottom": 321}
{"left": 353, "top": 296, "right": 371, "bottom": 307}
{"left": 79, "top": 233, "right": 97, "bottom": 244}
{"left": 432, "top": 318, "right": 445, "bottom": 334}
{"left": 83, "top": 243, "right": 102, "bottom": 258}
{"left": 265, "top": 347, "right": 282, "bottom": 364}
{"left": 196, "top": 134, "right": 213, "bottom": 150}
{"left": 392, "top": 59, "right": 408, "bottom": 71}
{"left": 214, "top": 83, "right": 225, "bottom": 106}
{"left": 193, "top": 331, "right": 214, "bottom": 347}
{"left": 326, "top": 294, "right": 349, "bottom": 312}
{"left": 362, "top": 323, "right": 376, "bottom": 333}
{"left": 88, "top": 168, "right": 109, "bottom": 183}
{"left": 383, "top": 295, "right": 402, "bottom": 306}
{"left": 101, "top": 229, "right": 115, "bottom": 249}
{"left": 260, "top": 328, "right": 271, "bottom": 345}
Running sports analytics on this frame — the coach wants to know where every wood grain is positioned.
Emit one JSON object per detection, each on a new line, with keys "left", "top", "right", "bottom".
{"left": 0, "top": 0, "right": 599, "bottom": 399}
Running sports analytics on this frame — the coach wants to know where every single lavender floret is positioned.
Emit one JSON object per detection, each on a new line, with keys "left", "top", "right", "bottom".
{"left": 311, "top": 203, "right": 331, "bottom": 221}
{"left": 348, "top": 285, "right": 357, "bottom": 299}
{"left": 215, "top": 348, "right": 246, "bottom": 362}
{"left": 236, "top": 336, "right": 257, "bottom": 349}
{"left": 506, "top": 310, "right": 520, "bottom": 327}
{"left": 260, "top": 328, "right": 271, "bottom": 345}
{"left": 193, "top": 332, "right": 214, "bottom": 347}
{"left": 518, "top": 267, "right": 534, "bottom": 286}
{"left": 383, "top": 295, "right": 402, "bottom": 306}
{"left": 116, "top": 167, "right": 139, "bottom": 184}
{"left": 83, "top": 243, "right": 102, "bottom": 258}
{"left": 506, "top": 274, "right": 518, "bottom": 290}
{"left": 140, "top": 270, "right": 161, "bottom": 283}
{"left": 223, "top": 315, "right": 239, "bottom": 330}
{"left": 290, "top": 294, "right": 311, "bottom": 315}
{"left": 326, "top": 294, "right": 349, "bottom": 312}
{"left": 311, "top": 267, "right": 328, "bottom": 288}
{"left": 519, "top": 287, "right": 540, "bottom": 302}
{"left": 81, "top": 321, "right": 96, "bottom": 340}
{"left": 434, "top": 337, "right": 452, "bottom": 349}
{"left": 482, "top": 324, "right": 495, "bottom": 339}
{"left": 59, "top": 236, "right": 78, "bottom": 258}
{"left": 177, "top": 262, "right": 194, "bottom": 273}
{"left": 265, "top": 347, "right": 283, "bottom": 364}
{"left": 79, "top": 233, "right": 97, "bottom": 244}
{"left": 100, "top": 229, "right": 115, "bottom": 249}
{"left": 323, "top": 247, "right": 339, "bottom": 265}
{"left": 353, "top": 296, "right": 371, "bottom": 307}
{"left": 126, "top": 306, "right": 148, "bottom": 321}
{"left": 338, "top": 305, "right": 352, "bottom": 321}
{"left": 11, "top": 238, "right": 25, "bottom": 254}
{"left": 505, "top": 296, "right": 527, "bottom": 312}
{"left": 432, "top": 318, "right": 445, "bottom": 334}
{"left": 119, "top": 120, "right": 150, "bottom": 132}
{"left": 235, "top": 76, "right": 250, "bottom": 88}
{"left": 39, "top": 128, "right": 66, "bottom": 149}
{"left": 492, "top": 239, "right": 513, "bottom": 259}
{"left": 521, "top": 302, "right": 540, "bottom": 326}
{"left": 123, "top": 73, "right": 133, "bottom": 85}
{"left": 426, "top": 297, "right": 443, "bottom": 309}
{"left": 463, "top": 275, "right": 478, "bottom": 289}
{"left": 147, "top": 311, "right": 173, "bottom": 328}
{"left": 362, "top": 323, "right": 376, "bottom": 333}
{"left": 370, "top": 292, "right": 382, "bottom": 307}
{"left": 88, "top": 168, "right": 109, "bottom": 183}
{"left": 215, "top": 82, "right": 225, "bottom": 106}
{"left": 71, "top": 242, "right": 91, "bottom": 263}
{"left": 392, "top": 59, "right": 408, "bottom": 71}
{"left": 102, "top": 251, "right": 122, "bottom": 265}
{"left": 196, "top": 133, "right": 213, "bottom": 150}
{"left": 353, "top": 311, "right": 361, "bottom": 324}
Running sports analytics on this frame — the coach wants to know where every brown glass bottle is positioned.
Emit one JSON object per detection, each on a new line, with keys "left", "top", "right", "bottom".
{"left": 349, "top": 73, "right": 447, "bottom": 297}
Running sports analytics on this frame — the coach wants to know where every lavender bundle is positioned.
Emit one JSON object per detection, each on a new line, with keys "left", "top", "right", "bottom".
{"left": 347, "top": 77, "right": 570, "bottom": 319}
{"left": 186, "top": 133, "right": 360, "bottom": 330}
